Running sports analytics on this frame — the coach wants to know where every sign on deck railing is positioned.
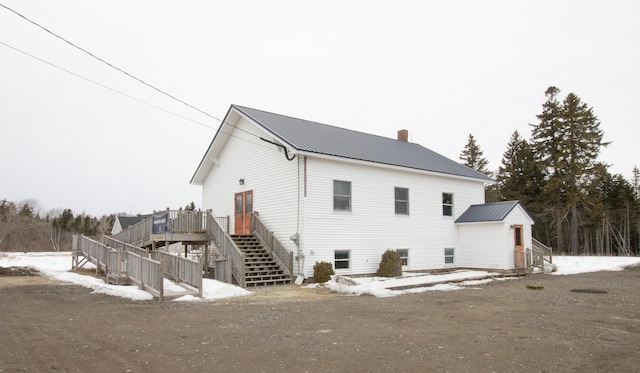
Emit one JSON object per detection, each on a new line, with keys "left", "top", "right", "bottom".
{"left": 152, "top": 213, "right": 169, "bottom": 234}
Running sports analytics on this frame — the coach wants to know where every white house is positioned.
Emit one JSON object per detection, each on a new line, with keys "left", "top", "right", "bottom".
{"left": 111, "top": 214, "right": 151, "bottom": 235}
{"left": 191, "top": 105, "right": 533, "bottom": 278}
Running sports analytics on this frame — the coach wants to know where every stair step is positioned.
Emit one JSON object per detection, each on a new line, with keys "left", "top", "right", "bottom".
{"left": 231, "top": 233, "right": 290, "bottom": 287}
{"left": 244, "top": 270, "right": 286, "bottom": 276}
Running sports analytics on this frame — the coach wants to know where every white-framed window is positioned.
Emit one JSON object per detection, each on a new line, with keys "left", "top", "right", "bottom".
{"left": 333, "top": 180, "right": 352, "bottom": 212}
{"left": 442, "top": 192, "right": 454, "bottom": 217}
{"left": 394, "top": 187, "right": 409, "bottom": 215}
{"left": 444, "top": 248, "right": 455, "bottom": 265}
{"left": 334, "top": 250, "right": 351, "bottom": 270}
{"left": 396, "top": 249, "right": 409, "bottom": 266}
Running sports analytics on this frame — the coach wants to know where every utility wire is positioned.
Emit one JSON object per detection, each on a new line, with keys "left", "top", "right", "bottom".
{"left": 0, "top": 2, "right": 222, "bottom": 123}
{"left": 0, "top": 40, "right": 276, "bottom": 153}
{"left": 0, "top": 40, "right": 216, "bottom": 131}
{"left": 0, "top": 3, "right": 288, "bottom": 154}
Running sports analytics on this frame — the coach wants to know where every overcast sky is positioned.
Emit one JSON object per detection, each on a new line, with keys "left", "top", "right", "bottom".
{"left": 1, "top": 1, "right": 638, "bottom": 217}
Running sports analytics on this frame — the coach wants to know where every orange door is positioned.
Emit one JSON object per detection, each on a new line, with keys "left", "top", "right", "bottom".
{"left": 514, "top": 224, "right": 524, "bottom": 268}
{"left": 234, "top": 191, "right": 253, "bottom": 235}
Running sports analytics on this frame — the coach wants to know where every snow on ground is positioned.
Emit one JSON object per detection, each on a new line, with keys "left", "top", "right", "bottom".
{"left": 311, "top": 255, "right": 640, "bottom": 297}
{"left": 0, "top": 251, "right": 251, "bottom": 302}
{"left": 1, "top": 252, "right": 639, "bottom": 300}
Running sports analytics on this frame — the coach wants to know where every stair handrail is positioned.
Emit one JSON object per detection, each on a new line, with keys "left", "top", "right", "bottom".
{"left": 532, "top": 238, "right": 553, "bottom": 264}
{"left": 112, "top": 215, "right": 153, "bottom": 246}
{"left": 250, "top": 213, "right": 294, "bottom": 277}
{"left": 206, "top": 211, "right": 245, "bottom": 288}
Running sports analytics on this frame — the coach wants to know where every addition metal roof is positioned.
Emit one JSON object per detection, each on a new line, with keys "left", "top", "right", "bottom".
{"left": 455, "top": 201, "right": 530, "bottom": 223}
{"left": 233, "top": 105, "right": 493, "bottom": 181}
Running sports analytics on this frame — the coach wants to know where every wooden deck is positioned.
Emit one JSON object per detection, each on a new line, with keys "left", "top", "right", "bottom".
{"left": 110, "top": 209, "right": 292, "bottom": 288}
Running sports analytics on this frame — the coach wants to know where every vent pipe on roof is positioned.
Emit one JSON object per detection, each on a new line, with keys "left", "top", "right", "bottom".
{"left": 397, "top": 129, "right": 409, "bottom": 142}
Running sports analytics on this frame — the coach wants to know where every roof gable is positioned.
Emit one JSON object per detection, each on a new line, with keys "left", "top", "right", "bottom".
{"left": 455, "top": 201, "right": 533, "bottom": 223}
{"left": 234, "top": 105, "right": 493, "bottom": 181}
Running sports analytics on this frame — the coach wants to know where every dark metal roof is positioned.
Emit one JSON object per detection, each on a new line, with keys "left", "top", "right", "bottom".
{"left": 455, "top": 201, "right": 528, "bottom": 223}
{"left": 233, "top": 105, "right": 493, "bottom": 181}
{"left": 116, "top": 215, "right": 151, "bottom": 229}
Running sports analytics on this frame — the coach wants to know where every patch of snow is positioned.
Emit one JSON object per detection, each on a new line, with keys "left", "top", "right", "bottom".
{"left": 551, "top": 256, "right": 640, "bottom": 275}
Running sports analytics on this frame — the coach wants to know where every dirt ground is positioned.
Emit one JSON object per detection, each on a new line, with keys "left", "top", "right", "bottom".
{"left": 1, "top": 266, "right": 639, "bottom": 373}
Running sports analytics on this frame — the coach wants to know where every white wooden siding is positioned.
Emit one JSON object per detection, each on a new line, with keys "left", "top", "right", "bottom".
{"left": 301, "top": 156, "right": 486, "bottom": 276}
{"left": 201, "top": 117, "right": 300, "bottom": 263}
{"left": 197, "top": 113, "right": 525, "bottom": 278}
{"left": 456, "top": 205, "right": 534, "bottom": 271}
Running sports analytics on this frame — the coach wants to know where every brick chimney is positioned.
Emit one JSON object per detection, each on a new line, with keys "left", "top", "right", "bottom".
{"left": 397, "top": 129, "right": 409, "bottom": 142}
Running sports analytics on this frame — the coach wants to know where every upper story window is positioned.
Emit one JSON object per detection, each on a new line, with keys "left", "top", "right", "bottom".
{"left": 394, "top": 187, "right": 409, "bottom": 215}
{"left": 333, "top": 180, "right": 351, "bottom": 211}
{"left": 442, "top": 192, "right": 454, "bottom": 216}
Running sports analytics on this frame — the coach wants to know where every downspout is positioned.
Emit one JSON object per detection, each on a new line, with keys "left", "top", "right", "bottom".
{"left": 291, "top": 156, "right": 304, "bottom": 282}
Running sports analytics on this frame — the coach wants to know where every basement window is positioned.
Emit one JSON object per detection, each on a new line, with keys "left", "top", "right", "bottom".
{"left": 334, "top": 250, "right": 351, "bottom": 270}
{"left": 444, "top": 248, "right": 455, "bottom": 265}
{"left": 396, "top": 249, "right": 409, "bottom": 266}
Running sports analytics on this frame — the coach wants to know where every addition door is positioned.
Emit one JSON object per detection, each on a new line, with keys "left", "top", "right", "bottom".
{"left": 513, "top": 224, "right": 524, "bottom": 268}
{"left": 234, "top": 191, "right": 253, "bottom": 235}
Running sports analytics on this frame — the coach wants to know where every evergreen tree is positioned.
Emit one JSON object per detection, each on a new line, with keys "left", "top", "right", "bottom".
{"left": 531, "top": 87, "right": 609, "bottom": 254}
{"left": 632, "top": 166, "right": 639, "bottom": 199}
{"left": 459, "top": 134, "right": 491, "bottom": 176}
{"left": 497, "top": 131, "right": 545, "bottom": 204}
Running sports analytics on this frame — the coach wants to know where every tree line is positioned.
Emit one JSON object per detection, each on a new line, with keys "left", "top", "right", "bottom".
{"left": 460, "top": 86, "right": 639, "bottom": 255}
{"left": 0, "top": 200, "right": 197, "bottom": 252}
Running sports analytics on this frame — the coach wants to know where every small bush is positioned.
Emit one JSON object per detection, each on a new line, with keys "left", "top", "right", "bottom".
{"left": 376, "top": 249, "right": 402, "bottom": 277}
{"left": 313, "top": 261, "right": 335, "bottom": 283}
{"left": 526, "top": 284, "right": 545, "bottom": 290}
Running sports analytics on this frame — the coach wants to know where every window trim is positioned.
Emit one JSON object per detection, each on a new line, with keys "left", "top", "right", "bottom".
{"left": 334, "top": 250, "right": 351, "bottom": 270}
{"left": 333, "top": 180, "right": 352, "bottom": 212}
{"left": 442, "top": 192, "right": 454, "bottom": 217}
{"left": 394, "top": 187, "right": 410, "bottom": 215}
{"left": 444, "top": 248, "right": 455, "bottom": 266}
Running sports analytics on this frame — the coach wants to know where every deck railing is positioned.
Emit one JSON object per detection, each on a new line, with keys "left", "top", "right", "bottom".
{"left": 166, "top": 210, "right": 208, "bottom": 233}
{"left": 112, "top": 216, "right": 153, "bottom": 246}
{"left": 532, "top": 238, "right": 553, "bottom": 264}
{"left": 251, "top": 213, "right": 293, "bottom": 276}
{"left": 514, "top": 249, "right": 531, "bottom": 274}
{"left": 102, "top": 235, "right": 148, "bottom": 257}
{"left": 74, "top": 235, "right": 123, "bottom": 278}
{"left": 126, "top": 251, "right": 163, "bottom": 299}
{"left": 152, "top": 251, "right": 203, "bottom": 297}
{"left": 207, "top": 212, "right": 245, "bottom": 287}
{"left": 113, "top": 210, "right": 212, "bottom": 245}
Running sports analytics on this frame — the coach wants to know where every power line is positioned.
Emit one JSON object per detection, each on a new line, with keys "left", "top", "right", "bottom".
{"left": 0, "top": 4, "right": 286, "bottom": 153}
{"left": 0, "top": 40, "right": 217, "bottom": 131}
{"left": 0, "top": 40, "right": 277, "bottom": 153}
{"left": 0, "top": 2, "right": 223, "bottom": 123}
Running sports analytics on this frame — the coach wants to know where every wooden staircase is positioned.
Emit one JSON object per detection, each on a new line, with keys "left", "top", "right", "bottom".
{"left": 231, "top": 234, "right": 291, "bottom": 286}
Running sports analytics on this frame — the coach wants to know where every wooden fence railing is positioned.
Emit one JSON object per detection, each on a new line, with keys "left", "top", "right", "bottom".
{"left": 75, "top": 235, "right": 118, "bottom": 276}
{"left": 207, "top": 212, "right": 245, "bottom": 287}
{"left": 514, "top": 249, "right": 531, "bottom": 274}
{"left": 73, "top": 234, "right": 204, "bottom": 299}
{"left": 251, "top": 213, "right": 293, "bottom": 276}
{"left": 152, "top": 251, "right": 203, "bottom": 297}
{"left": 113, "top": 210, "right": 214, "bottom": 245}
{"left": 102, "top": 235, "right": 148, "bottom": 257}
{"left": 112, "top": 217, "right": 153, "bottom": 246}
{"left": 126, "top": 251, "right": 164, "bottom": 299}
{"left": 532, "top": 238, "right": 553, "bottom": 264}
